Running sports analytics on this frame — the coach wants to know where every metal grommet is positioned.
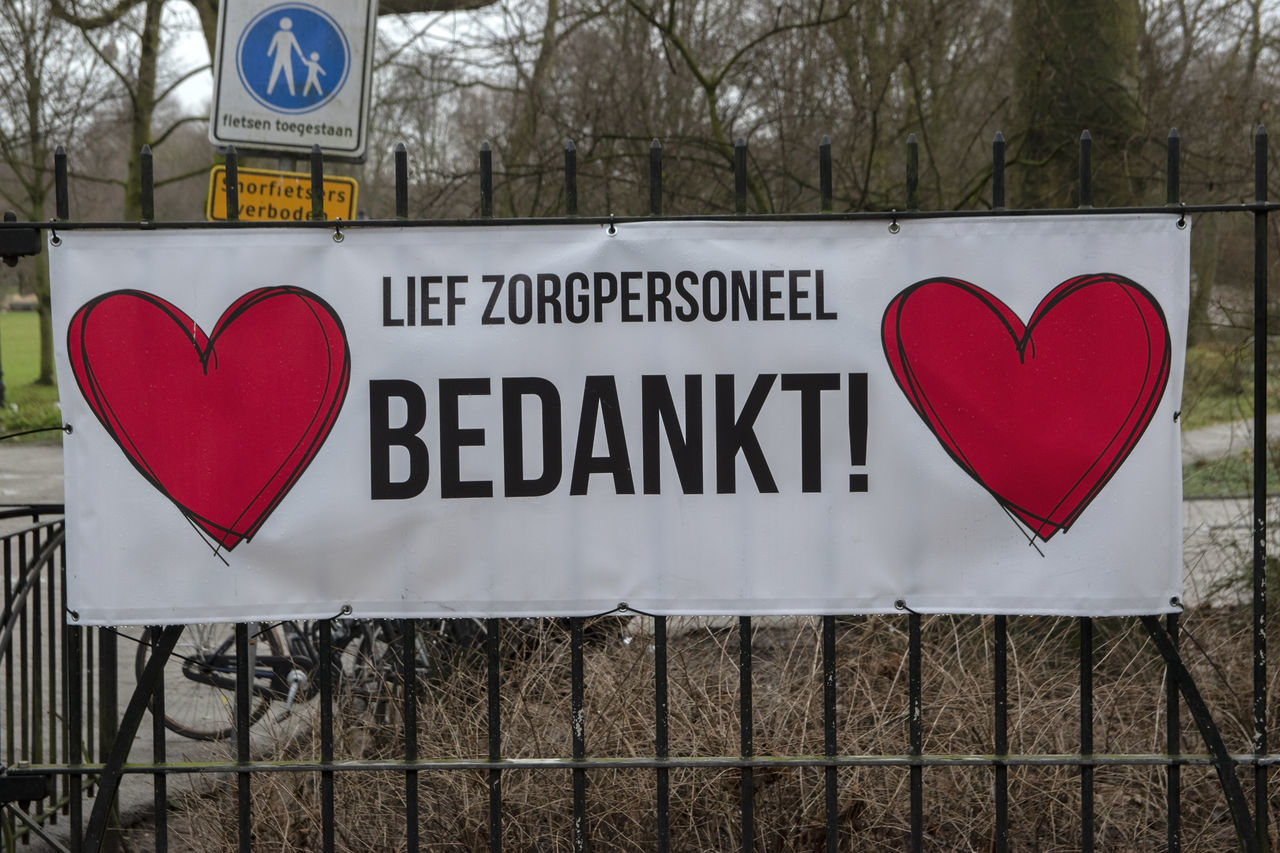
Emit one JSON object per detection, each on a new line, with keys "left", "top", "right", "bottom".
{"left": 340, "top": 603, "right": 353, "bottom": 616}
{"left": 63, "top": 423, "right": 73, "bottom": 435}
{"left": 332, "top": 222, "right": 344, "bottom": 243}
{"left": 894, "top": 598, "right": 907, "bottom": 611}
{"left": 49, "top": 228, "right": 62, "bottom": 247}
{"left": 1170, "top": 596, "right": 1182, "bottom": 608}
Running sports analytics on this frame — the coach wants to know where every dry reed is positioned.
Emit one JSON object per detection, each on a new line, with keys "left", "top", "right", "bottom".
{"left": 160, "top": 606, "right": 1278, "bottom": 851}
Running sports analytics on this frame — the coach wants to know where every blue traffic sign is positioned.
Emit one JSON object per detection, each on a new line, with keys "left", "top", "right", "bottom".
{"left": 235, "top": 3, "right": 350, "bottom": 114}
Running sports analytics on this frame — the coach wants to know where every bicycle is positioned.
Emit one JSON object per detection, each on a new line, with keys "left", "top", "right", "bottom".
{"left": 135, "top": 618, "right": 484, "bottom": 741}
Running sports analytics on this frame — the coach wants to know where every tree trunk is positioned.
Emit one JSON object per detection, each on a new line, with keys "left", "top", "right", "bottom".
{"left": 1013, "top": 0, "right": 1145, "bottom": 207}
{"left": 124, "top": 0, "right": 164, "bottom": 220}
{"left": 1188, "top": 215, "right": 1218, "bottom": 346}
{"left": 32, "top": 198, "right": 54, "bottom": 387}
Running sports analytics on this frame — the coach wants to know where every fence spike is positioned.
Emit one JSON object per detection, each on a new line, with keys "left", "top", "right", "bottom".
{"left": 1078, "top": 130, "right": 1093, "bottom": 207}
{"left": 565, "top": 139, "right": 578, "bottom": 217}
{"left": 992, "top": 132, "right": 1005, "bottom": 210}
{"left": 734, "top": 138, "right": 748, "bottom": 214}
{"left": 649, "top": 139, "right": 662, "bottom": 216}
{"left": 55, "top": 146, "right": 68, "bottom": 221}
{"left": 480, "top": 142, "right": 494, "bottom": 218}
{"left": 310, "top": 144, "right": 324, "bottom": 221}
{"left": 819, "top": 136, "right": 832, "bottom": 213}
{"left": 906, "top": 133, "right": 919, "bottom": 211}
{"left": 225, "top": 147, "right": 239, "bottom": 222}
{"left": 139, "top": 145, "right": 154, "bottom": 223}
{"left": 395, "top": 143, "right": 408, "bottom": 220}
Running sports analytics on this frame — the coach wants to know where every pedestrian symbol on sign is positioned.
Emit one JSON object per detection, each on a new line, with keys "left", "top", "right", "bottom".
{"left": 237, "top": 3, "right": 349, "bottom": 114}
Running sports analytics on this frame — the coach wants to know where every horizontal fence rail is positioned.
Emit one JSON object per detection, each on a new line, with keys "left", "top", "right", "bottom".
{"left": 0, "top": 127, "right": 1274, "bottom": 852}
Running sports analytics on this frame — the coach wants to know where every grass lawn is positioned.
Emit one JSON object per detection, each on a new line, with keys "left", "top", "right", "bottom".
{"left": 0, "top": 311, "right": 61, "bottom": 438}
{"left": 1183, "top": 450, "right": 1280, "bottom": 498}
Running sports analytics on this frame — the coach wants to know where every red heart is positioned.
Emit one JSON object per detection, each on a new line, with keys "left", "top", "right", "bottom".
{"left": 68, "top": 287, "right": 350, "bottom": 552}
{"left": 882, "top": 275, "right": 1170, "bottom": 541}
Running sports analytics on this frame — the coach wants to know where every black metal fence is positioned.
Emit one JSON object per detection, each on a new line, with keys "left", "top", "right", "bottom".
{"left": 0, "top": 128, "right": 1275, "bottom": 851}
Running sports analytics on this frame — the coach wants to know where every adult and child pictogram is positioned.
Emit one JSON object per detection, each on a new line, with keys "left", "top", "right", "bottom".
{"left": 237, "top": 3, "right": 349, "bottom": 113}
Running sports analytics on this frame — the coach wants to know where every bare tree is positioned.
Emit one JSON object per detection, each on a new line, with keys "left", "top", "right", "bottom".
{"left": 0, "top": 0, "right": 110, "bottom": 384}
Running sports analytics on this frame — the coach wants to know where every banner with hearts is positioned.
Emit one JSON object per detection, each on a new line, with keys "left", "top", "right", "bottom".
{"left": 51, "top": 219, "right": 1187, "bottom": 624}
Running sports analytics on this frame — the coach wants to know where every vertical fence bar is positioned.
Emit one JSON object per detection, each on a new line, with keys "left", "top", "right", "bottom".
{"left": 486, "top": 618, "right": 502, "bottom": 853}
{"left": 235, "top": 623, "right": 252, "bottom": 853}
{"left": 404, "top": 619, "right": 418, "bottom": 853}
{"left": 565, "top": 140, "right": 578, "bottom": 216}
{"left": 1078, "top": 131, "right": 1093, "bottom": 207}
{"left": 18, "top": 539, "right": 27, "bottom": 768}
{"left": 1166, "top": 612, "right": 1181, "bottom": 851}
{"left": 30, "top": 550, "right": 41, "bottom": 770}
{"left": 1166, "top": 126, "right": 1182, "bottom": 853}
{"left": 570, "top": 617, "right": 587, "bottom": 853}
{"left": 909, "top": 611, "right": 922, "bottom": 852}
{"left": 480, "top": 143, "right": 494, "bottom": 218}
{"left": 139, "top": 145, "right": 154, "bottom": 222}
{"left": 1251, "top": 123, "right": 1269, "bottom": 850}
{"left": 906, "top": 134, "right": 919, "bottom": 211}
{"left": 310, "top": 145, "right": 325, "bottom": 221}
{"left": 823, "top": 615, "right": 838, "bottom": 853}
{"left": 1080, "top": 616, "right": 1094, "bottom": 852}
{"left": 649, "top": 139, "right": 662, "bottom": 216}
{"left": 55, "top": 146, "right": 68, "bottom": 221}
{"left": 86, "top": 623, "right": 95, "bottom": 794}
{"left": 734, "top": 139, "right": 748, "bottom": 214}
{"left": 740, "top": 616, "right": 754, "bottom": 853}
{"left": 151, "top": 628, "right": 167, "bottom": 851}
{"left": 395, "top": 143, "right": 409, "bottom": 220}
{"left": 225, "top": 148, "right": 239, "bottom": 222}
{"left": 57, "top": 547, "right": 67, "bottom": 818}
{"left": 320, "top": 620, "right": 335, "bottom": 853}
{"left": 1079, "top": 127, "right": 1095, "bottom": 851}
{"left": 67, "top": 620, "right": 82, "bottom": 851}
{"left": 994, "top": 615, "right": 1008, "bottom": 853}
{"left": 992, "top": 132, "right": 1006, "bottom": 210}
{"left": 654, "top": 614, "right": 669, "bottom": 853}
{"left": 2, "top": 542, "right": 10, "bottom": 770}
{"left": 44, "top": 537, "right": 56, "bottom": 822}
{"left": 3, "top": 541, "right": 10, "bottom": 767}
{"left": 901, "top": 128, "right": 920, "bottom": 852}
{"left": 819, "top": 136, "right": 832, "bottom": 213}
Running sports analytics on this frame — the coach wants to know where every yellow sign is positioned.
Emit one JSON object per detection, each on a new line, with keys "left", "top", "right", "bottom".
{"left": 206, "top": 166, "right": 358, "bottom": 222}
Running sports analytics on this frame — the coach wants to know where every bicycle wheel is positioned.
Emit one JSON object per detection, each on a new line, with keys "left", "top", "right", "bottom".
{"left": 135, "top": 623, "right": 284, "bottom": 741}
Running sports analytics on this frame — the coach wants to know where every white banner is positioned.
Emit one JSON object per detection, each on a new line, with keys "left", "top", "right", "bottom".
{"left": 51, "top": 217, "right": 1188, "bottom": 624}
